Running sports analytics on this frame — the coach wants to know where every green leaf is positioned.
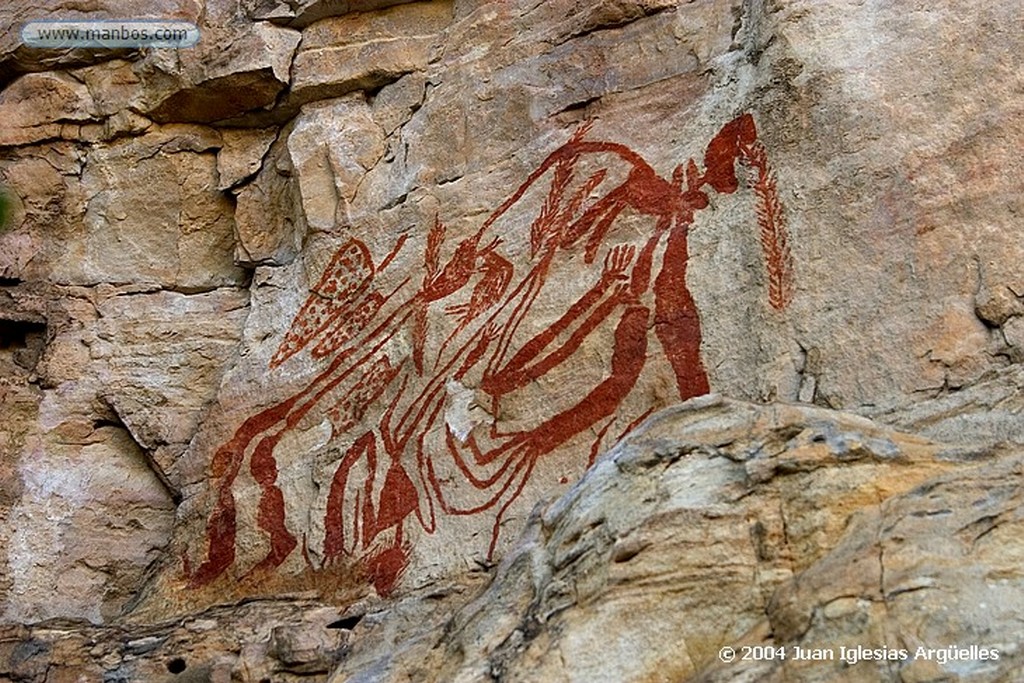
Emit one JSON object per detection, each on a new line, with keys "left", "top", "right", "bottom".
{"left": 0, "top": 186, "right": 15, "bottom": 233}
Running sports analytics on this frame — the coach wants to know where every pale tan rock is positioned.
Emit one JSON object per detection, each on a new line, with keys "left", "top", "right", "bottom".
{"left": 865, "top": 365, "right": 1024, "bottom": 450}
{"left": 744, "top": 0, "right": 1024, "bottom": 404}
{"left": 268, "top": 616, "right": 348, "bottom": 674}
{"left": 2, "top": 427, "right": 175, "bottom": 624}
{"left": 0, "top": 282, "right": 248, "bottom": 624}
{"left": 234, "top": 95, "right": 387, "bottom": 264}
{"left": 232, "top": 124, "right": 307, "bottom": 266}
{"left": 701, "top": 454, "right": 1024, "bottom": 682}
{"left": 288, "top": 96, "right": 386, "bottom": 232}
{"left": 137, "top": 21, "right": 300, "bottom": 124}
{"left": 0, "top": 72, "right": 98, "bottom": 147}
{"left": 289, "top": 1, "right": 451, "bottom": 105}
{"left": 88, "top": 288, "right": 251, "bottom": 492}
{"left": 100, "top": 109, "right": 153, "bottom": 141}
{"left": 72, "top": 59, "right": 145, "bottom": 118}
{"left": 1002, "top": 317, "right": 1024, "bottom": 364}
{"left": 0, "top": 0, "right": 199, "bottom": 78}
{"left": 0, "top": 599, "right": 352, "bottom": 682}
{"left": 324, "top": 398, "right": 1023, "bottom": 683}
{"left": 0, "top": 145, "right": 86, "bottom": 284}
{"left": 0, "top": 217, "right": 32, "bottom": 281}
{"left": 216, "top": 127, "right": 278, "bottom": 191}
{"left": 0, "top": 1, "right": 1023, "bottom": 678}
{"left": 53, "top": 126, "right": 245, "bottom": 288}
{"left": 370, "top": 71, "right": 427, "bottom": 135}
{"left": 976, "top": 283, "right": 1024, "bottom": 328}
{"left": 246, "top": 0, "right": 421, "bottom": 27}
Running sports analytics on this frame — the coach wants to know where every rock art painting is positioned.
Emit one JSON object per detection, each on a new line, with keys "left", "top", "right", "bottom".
{"left": 185, "top": 113, "right": 794, "bottom": 596}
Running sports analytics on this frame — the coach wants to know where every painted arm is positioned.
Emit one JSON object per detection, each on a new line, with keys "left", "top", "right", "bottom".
{"left": 480, "top": 245, "right": 636, "bottom": 396}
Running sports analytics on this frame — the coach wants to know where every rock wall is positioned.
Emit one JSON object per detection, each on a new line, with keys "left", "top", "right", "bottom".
{"left": 324, "top": 392, "right": 1024, "bottom": 683}
{"left": 4, "top": 389, "right": 1023, "bottom": 681}
{"left": 0, "top": 0, "right": 1021, "bottom": 681}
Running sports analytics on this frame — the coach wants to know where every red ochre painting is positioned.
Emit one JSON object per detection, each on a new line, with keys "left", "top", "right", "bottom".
{"left": 184, "top": 113, "right": 794, "bottom": 596}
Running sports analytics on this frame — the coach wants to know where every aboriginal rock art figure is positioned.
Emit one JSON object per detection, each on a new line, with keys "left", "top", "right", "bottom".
{"left": 185, "top": 113, "right": 794, "bottom": 595}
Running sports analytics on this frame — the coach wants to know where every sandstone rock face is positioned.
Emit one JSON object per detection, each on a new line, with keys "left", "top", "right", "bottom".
{"left": 4, "top": 393, "right": 1022, "bottom": 681}
{"left": 137, "top": 22, "right": 301, "bottom": 124}
{"left": 0, "top": 1, "right": 199, "bottom": 80}
{"left": 288, "top": 1, "right": 450, "bottom": 106}
{"left": 1, "top": 0, "right": 1022, "bottom": 680}
{"left": 0, "top": 599, "right": 355, "bottom": 682}
{"left": 138, "top": 0, "right": 805, "bottom": 616}
{"left": 319, "top": 394, "right": 1024, "bottom": 683}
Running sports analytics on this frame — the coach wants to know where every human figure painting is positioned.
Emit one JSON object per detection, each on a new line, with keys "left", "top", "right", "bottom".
{"left": 184, "top": 113, "right": 794, "bottom": 596}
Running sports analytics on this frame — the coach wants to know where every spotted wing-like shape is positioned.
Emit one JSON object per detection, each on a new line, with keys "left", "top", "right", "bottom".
{"left": 270, "top": 239, "right": 375, "bottom": 368}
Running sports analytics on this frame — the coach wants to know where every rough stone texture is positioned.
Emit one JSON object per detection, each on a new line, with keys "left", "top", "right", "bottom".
{"left": 4, "top": 394, "right": 1022, "bottom": 681}
{"left": 288, "top": 1, "right": 451, "bottom": 105}
{"left": 754, "top": 1, "right": 1024, "bottom": 406}
{"left": 0, "top": 1, "right": 199, "bottom": 82}
{"left": 246, "top": 0, "right": 422, "bottom": 28}
{"left": 318, "top": 396, "right": 1024, "bottom": 683}
{"left": 138, "top": 21, "right": 301, "bottom": 124}
{"left": 865, "top": 365, "right": 1024, "bottom": 452}
{"left": 0, "top": 71, "right": 99, "bottom": 147}
{"left": 0, "top": 0, "right": 1022, "bottom": 680}
{"left": 216, "top": 127, "right": 278, "bottom": 191}
{"left": 137, "top": 0, "right": 804, "bottom": 617}
{"left": 0, "top": 599, "right": 355, "bottom": 682}
{"left": 0, "top": 281, "right": 248, "bottom": 625}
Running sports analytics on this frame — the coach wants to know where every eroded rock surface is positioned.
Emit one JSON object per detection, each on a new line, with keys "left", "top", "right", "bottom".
{"left": 320, "top": 395, "right": 1024, "bottom": 683}
{"left": 1, "top": 599, "right": 356, "bottom": 682}
{"left": 0, "top": 0, "right": 1021, "bottom": 680}
{"left": 4, "top": 393, "right": 1022, "bottom": 681}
